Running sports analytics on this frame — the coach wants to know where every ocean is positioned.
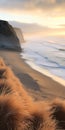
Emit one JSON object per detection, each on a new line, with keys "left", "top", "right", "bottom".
{"left": 21, "top": 37, "right": 65, "bottom": 86}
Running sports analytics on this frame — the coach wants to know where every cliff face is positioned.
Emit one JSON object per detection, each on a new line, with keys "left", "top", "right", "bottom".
{"left": 14, "top": 28, "right": 24, "bottom": 43}
{"left": 0, "top": 20, "right": 23, "bottom": 52}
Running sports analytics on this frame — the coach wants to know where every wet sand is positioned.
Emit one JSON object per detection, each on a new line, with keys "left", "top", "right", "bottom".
{"left": 0, "top": 50, "right": 65, "bottom": 101}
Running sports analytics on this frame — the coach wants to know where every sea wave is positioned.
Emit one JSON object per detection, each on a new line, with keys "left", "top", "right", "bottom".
{"left": 21, "top": 38, "right": 65, "bottom": 85}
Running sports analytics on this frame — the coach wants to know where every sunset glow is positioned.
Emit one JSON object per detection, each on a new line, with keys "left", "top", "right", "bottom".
{"left": 0, "top": 0, "right": 65, "bottom": 36}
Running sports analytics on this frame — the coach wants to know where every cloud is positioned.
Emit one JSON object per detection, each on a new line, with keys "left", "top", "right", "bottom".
{"left": 0, "top": 0, "right": 65, "bottom": 28}
{"left": 58, "top": 24, "right": 65, "bottom": 28}
{"left": 0, "top": 0, "right": 65, "bottom": 19}
{"left": 0, "top": 0, "right": 65, "bottom": 10}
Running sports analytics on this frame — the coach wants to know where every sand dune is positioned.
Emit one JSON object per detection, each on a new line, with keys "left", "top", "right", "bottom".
{"left": 0, "top": 57, "right": 65, "bottom": 129}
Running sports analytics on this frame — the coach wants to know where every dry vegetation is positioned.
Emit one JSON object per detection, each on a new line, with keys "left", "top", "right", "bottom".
{"left": 0, "top": 57, "right": 65, "bottom": 130}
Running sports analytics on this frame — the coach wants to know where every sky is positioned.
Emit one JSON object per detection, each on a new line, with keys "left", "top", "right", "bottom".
{"left": 0, "top": 0, "right": 65, "bottom": 31}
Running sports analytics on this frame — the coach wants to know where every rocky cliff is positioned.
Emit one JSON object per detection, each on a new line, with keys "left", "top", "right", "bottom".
{"left": 0, "top": 20, "right": 24, "bottom": 52}
{"left": 14, "top": 28, "right": 24, "bottom": 43}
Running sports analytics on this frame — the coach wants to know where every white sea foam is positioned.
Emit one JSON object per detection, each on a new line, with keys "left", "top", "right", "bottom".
{"left": 21, "top": 37, "right": 65, "bottom": 86}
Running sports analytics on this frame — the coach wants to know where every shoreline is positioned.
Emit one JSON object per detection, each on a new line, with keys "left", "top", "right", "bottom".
{"left": 0, "top": 50, "right": 65, "bottom": 101}
{"left": 21, "top": 39, "right": 65, "bottom": 84}
{"left": 24, "top": 60, "right": 65, "bottom": 86}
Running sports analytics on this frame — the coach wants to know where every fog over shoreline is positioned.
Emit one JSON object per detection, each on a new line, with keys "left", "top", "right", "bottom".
{"left": 9, "top": 21, "right": 65, "bottom": 40}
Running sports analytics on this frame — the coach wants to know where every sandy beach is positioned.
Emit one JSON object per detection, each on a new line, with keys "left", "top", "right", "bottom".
{"left": 0, "top": 50, "right": 65, "bottom": 101}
